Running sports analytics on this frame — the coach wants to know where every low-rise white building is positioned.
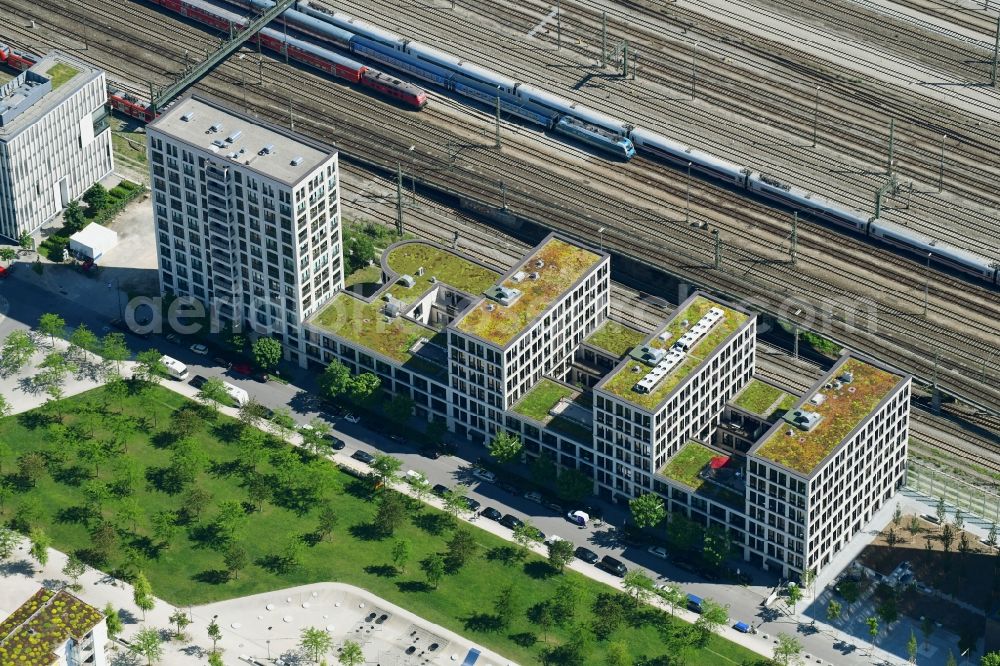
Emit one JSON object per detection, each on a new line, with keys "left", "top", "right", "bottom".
{"left": 0, "top": 51, "right": 114, "bottom": 239}
{"left": 69, "top": 223, "right": 118, "bottom": 262}
{"left": 0, "top": 588, "right": 107, "bottom": 666}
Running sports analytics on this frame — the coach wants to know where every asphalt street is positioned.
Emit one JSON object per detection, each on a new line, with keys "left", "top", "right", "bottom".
{"left": 0, "top": 269, "right": 905, "bottom": 666}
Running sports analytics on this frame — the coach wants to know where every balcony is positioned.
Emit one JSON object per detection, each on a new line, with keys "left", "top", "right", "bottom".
{"left": 212, "top": 262, "right": 233, "bottom": 278}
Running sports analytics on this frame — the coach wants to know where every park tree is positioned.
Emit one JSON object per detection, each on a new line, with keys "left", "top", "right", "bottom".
{"left": 63, "top": 553, "right": 87, "bottom": 590}
{"left": 866, "top": 616, "right": 880, "bottom": 652}
{"left": 300, "top": 626, "right": 334, "bottom": 663}
{"left": 134, "top": 349, "right": 166, "bottom": 385}
{"left": 908, "top": 515, "right": 921, "bottom": 539}
{"left": 877, "top": 596, "right": 898, "bottom": 625}
{"left": 893, "top": 503, "right": 902, "bottom": 526}
{"left": 531, "top": 453, "right": 557, "bottom": 488}
{"left": 83, "top": 183, "right": 110, "bottom": 211}
{"left": 371, "top": 453, "right": 403, "bottom": 487}
{"left": 18, "top": 452, "right": 46, "bottom": 487}
{"left": 171, "top": 406, "right": 202, "bottom": 438}
{"left": 104, "top": 603, "right": 123, "bottom": 640}
{"left": 0, "top": 527, "right": 19, "bottom": 560}
{"left": 493, "top": 584, "right": 518, "bottom": 630}
{"left": 421, "top": 553, "right": 445, "bottom": 588}
{"left": 373, "top": 492, "right": 407, "bottom": 536}
{"left": 773, "top": 633, "right": 803, "bottom": 666}
{"left": 946, "top": 652, "right": 957, "bottom": 666}
{"left": 908, "top": 629, "right": 918, "bottom": 664}
{"left": 941, "top": 523, "right": 956, "bottom": 554}
{"left": 315, "top": 504, "right": 339, "bottom": 543}
{"left": 318, "top": 360, "right": 352, "bottom": 402}
{"left": 207, "top": 618, "right": 222, "bottom": 652}
{"left": 89, "top": 521, "right": 119, "bottom": 563}
{"left": 657, "top": 582, "right": 684, "bottom": 616}
{"left": 840, "top": 579, "right": 861, "bottom": 605}
{"left": 622, "top": 569, "right": 655, "bottom": 606}
{"left": 513, "top": 521, "right": 542, "bottom": 555}
{"left": 887, "top": 527, "right": 900, "bottom": 549}
{"left": 133, "top": 571, "right": 155, "bottom": 620}
{"left": 339, "top": 640, "right": 365, "bottom": 666}
{"left": 100, "top": 332, "right": 130, "bottom": 376}
{"left": 666, "top": 513, "right": 702, "bottom": 553}
{"left": 936, "top": 497, "right": 947, "bottom": 524}
{"left": 982, "top": 653, "right": 1000, "bottom": 666}
{"left": 150, "top": 510, "right": 178, "bottom": 547}
{"left": 130, "top": 626, "right": 163, "bottom": 665}
{"left": 64, "top": 201, "right": 87, "bottom": 232}
{"left": 702, "top": 525, "right": 733, "bottom": 570}
{"left": 488, "top": 431, "right": 522, "bottom": 464}
{"left": 391, "top": 539, "right": 411, "bottom": 573}
{"left": 442, "top": 485, "right": 469, "bottom": 522}
{"left": 235, "top": 398, "right": 268, "bottom": 430}
{"left": 695, "top": 599, "right": 728, "bottom": 639}
{"left": 69, "top": 324, "right": 99, "bottom": 363}
{"left": 786, "top": 583, "right": 803, "bottom": 615}
{"left": 251, "top": 336, "right": 282, "bottom": 372}
{"left": 348, "top": 372, "right": 381, "bottom": 407}
{"left": 556, "top": 468, "right": 593, "bottom": 503}
{"left": 987, "top": 523, "right": 999, "bottom": 550}
{"left": 629, "top": 493, "right": 666, "bottom": 529}
{"left": 18, "top": 232, "right": 32, "bottom": 253}
{"left": 38, "top": 312, "right": 66, "bottom": 346}
{"left": 197, "top": 377, "right": 230, "bottom": 411}
{"left": 446, "top": 528, "right": 478, "bottom": 570}
{"left": 547, "top": 538, "right": 575, "bottom": 573}
{"left": 300, "top": 419, "right": 332, "bottom": 456}
{"left": 182, "top": 486, "right": 212, "bottom": 519}
{"left": 826, "top": 600, "right": 842, "bottom": 622}
{"left": 29, "top": 528, "right": 51, "bottom": 567}
{"left": 224, "top": 543, "right": 249, "bottom": 580}
{"left": 270, "top": 407, "right": 297, "bottom": 442}
{"left": 169, "top": 610, "right": 191, "bottom": 639}
{"left": 213, "top": 500, "right": 248, "bottom": 544}
{"left": 385, "top": 394, "right": 414, "bottom": 425}
{"left": 606, "top": 640, "right": 632, "bottom": 666}
{"left": 954, "top": 510, "right": 965, "bottom": 530}
{"left": 0, "top": 247, "right": 14, "bottom": 263}
{"left": 1, "top": 330, "right": 37, "bottom": 374}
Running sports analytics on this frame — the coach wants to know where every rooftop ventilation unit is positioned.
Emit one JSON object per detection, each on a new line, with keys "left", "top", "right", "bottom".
{"left": 785, "top": 409, "right": 823, "bottom": 431}
{"left": 484, "top": 285, "right": 522, "bottom": 306}
{"left": 211, "top": 139, "right": 227, "bottom": 148}
{"left": 225, "top": 130, "right": 242, "bottom": 143}
{"left": 399, "top": 274, "right": 415, "bottom": 288}
{"left": 510, "top": 271, "right": 526, "bottom": 283}
{"left": 535, "top": 259, "right": 545, "bottom": 268}
{"left": 486, "top": 303, "right": 496, "bottom": 312}
{"left": 528, "top": 272, "right": 540, "bottom": 280}
{"left": 673, "top": 307, "right": 725, "bottom": 352}
{"left": 633, "top": 349, "right": 686, "bottom": 394}
{"left": 181, "top": 112, "right": 195, "bottom": 122}
{"left": 259, "top": 144, "right": 275, "bottom": 156}
{"left": 838, "top": 371, "right": 854, "bottom": 384}
{"left": 416, "top": 267, "right": 425, "bottom": 276}
{"left": 290, "top": 156, "right": 303, "bottom": 166}
{"left": 809, "top": 393, "right": 826, "bottom": 406}
{"left": 429, "top": 276, "right": 438, "bottom": 284}
{"left": 629, "top": 345, "right": 666, "bottom": 366}
{"left": 208, "top": 123, "right": 222, "bottom": 133}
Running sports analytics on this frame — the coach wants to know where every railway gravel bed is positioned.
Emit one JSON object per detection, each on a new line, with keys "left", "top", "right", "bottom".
{"left": 2, "top": 1, "right": 998, "bottom": 411}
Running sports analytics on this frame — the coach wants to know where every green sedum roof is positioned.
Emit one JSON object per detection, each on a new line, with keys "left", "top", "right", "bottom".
{"left": 754, "top": 357, "right": 903, "bottom": 475}
{"left": 584, "top": 320, "right": 648, "bottom": 358}
{"left": 0, "top": 589, "right": 104, "bottom": 665}
{"left": 456, "top": 237, "right": 601, "bottom": 347}
{"left": 731, "top": 378, "right": 796, "bottom": 418}
{"left": 512, "top": 378, "right": 577, "bottom": 422}
{"left": 600, "top": 296, "right": 750, "bottom": 411}
{"left": 43, "top": 62, "right": 80, "bottom": 90}
{"left": 659, "top": 441, "right": 743, "bottom": 509}
{"left": 384, "top": 242, "right": 499, "bottom": 305}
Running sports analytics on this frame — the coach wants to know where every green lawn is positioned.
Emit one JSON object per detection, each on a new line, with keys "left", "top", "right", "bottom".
{"left": 731, "top": 379, "right": 784, "bottom": 416}
{"left": 512, "top": 378, "right": 576, "bottom": 422}
{"left": 0, "top": 385, "right": 761, "bottom": 666}
{"left": 584, "top": 320, "right": 647, "bottom": 358}
{"left": 343, "top": 264, "right": 383, "bottom": 290}
{"left": 44, "top": 62, "right": 79, "bottom": 89}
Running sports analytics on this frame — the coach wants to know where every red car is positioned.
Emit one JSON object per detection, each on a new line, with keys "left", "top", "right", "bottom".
{"left": 231, "top": 362, "right": 252, "bottom": 376}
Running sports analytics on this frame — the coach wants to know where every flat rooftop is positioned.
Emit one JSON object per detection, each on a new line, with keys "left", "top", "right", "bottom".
{"left": 658, "top": 441, "right": 744, "bottom": 510}
{"left": 455, "top": 236, "right": 603, "bottom": 347}
{"left": 0, "top": 588, "right": 103, "bottom": 665}
{"left": 149, "top": 95, "right": 333, "bottom": 186}
{"left": 511, "top": 378, "right": 593, "bottom": 442}
{"left": 584, "top": 319, "right": 648, "bottom": 358}
{"left": 383, "top": 241, "right": 499, "bottom": 305}
{"left": 730, "top": 378, "right": 798, "bottom": 420}
{"left": 599, "top": 295, "right": 751, "bottom": 411}
{"left": 308, "top": 292, "right": 446, "bottom": 378}
{"left": 0, "top": 51, "right": 95, "bottom": 139}
{"left": 752, "top": 356, "right": 905, "bottom": 475}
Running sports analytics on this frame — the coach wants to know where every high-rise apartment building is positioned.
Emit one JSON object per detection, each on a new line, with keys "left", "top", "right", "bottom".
{"left": 0, "top": 51, "right": 113, "bottom": 239}
{"left": 147, "top": 95, "right": 342, "bottom": 364}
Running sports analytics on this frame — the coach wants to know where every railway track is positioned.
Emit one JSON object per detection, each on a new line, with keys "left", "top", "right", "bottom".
{"left": 3, "top": 1, "right": 999, "bottom": 412}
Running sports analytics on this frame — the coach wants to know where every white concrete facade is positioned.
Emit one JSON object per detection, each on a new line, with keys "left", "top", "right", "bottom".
{"left": 745, "top": 355, "right": 910, "bottom": 578}
{"left": 0, "top": 51, "right": 113, "bottom": 239}
{"left": 147, "top": 96, "right": 342, "bottom": 365}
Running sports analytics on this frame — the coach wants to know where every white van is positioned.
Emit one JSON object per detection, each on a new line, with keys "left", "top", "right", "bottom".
{"left": 160, "top": 355, "right": 189, "bottom": 380}
{"left": 222, "top": 381, "right": 249, "bottom": 406}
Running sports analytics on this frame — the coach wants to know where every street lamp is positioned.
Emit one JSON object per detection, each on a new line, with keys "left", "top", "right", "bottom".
{"left": 598, "top": 227, "right": 606, "bottom": 251}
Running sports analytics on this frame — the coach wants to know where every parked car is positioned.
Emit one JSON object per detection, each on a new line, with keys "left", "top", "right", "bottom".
{"left": 463, "top": 497, "right": 481, "bottom": 512}
{"left": 524, "top": 491, "right": 543, "bottom": 504}
{"left": 165, "top": 333, "right": 181, "bottom": 345}
{"left": 432, "top": 484, "right": 450, "bottom": 497}
{"left": 190, "top": 343, "right": 209, "bottom": 355}
{"left": 231, "top": 362, "right": 253, "bottom": 376}
{"left": 648, "top": 546, "right": 668, "bottom": 560}
{"left": 499, "top": 482, "right": 519, "bottom": 494}
{"left": 472, "top": 469, "right": 496, "bottom": 484}
{"left": 920, "top": 513, "right": 941, "bottom": 525}
{"left": 544, "top": 534, "right": 565, "bottom": 546}
{"left": 189, "top": 374, "right": 208, "bottom": 389}
{"left": 500, "top": 514, "right": 524, "bottom": 530}
{"left": 329, "top": 437, "right": 346, "bottom": 451}
{"left": 597, "top": 555, "right": 628, "bottom": 577}
{"left": 351, "top": 450, "right": 375, "bottom": 464}
{"left": 733, "top": 621, "right": 754, "bottom": 634}
{"left": 344, "top": 413, "right": 361, "bottom": 424}
{"left": 214, "top": 356, "right": 232, "bottom": 369}
{"left": 420, "top": 447, "right": 442, "bottom": 459}
{"left": 480, "top": 507, "right": 502, "bottom": 521}
{"left": 544, "top": 500, "right": 564, "bottom": 513}
{"left": 574, "top": 547, "right": 599, "bottom": 564}
{"left": 566, "top": 510, "right": 589, "bottom": 527}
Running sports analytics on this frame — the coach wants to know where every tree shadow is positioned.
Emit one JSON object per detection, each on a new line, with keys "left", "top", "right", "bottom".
{"left": 55, "top": 505, "right": 93, "bottom": 526}
{"left": 207, "top": 459, "right": 242, "bottom": 478}
{"left": 508, "top": 632, "right": 537, "bottom": 648}
{"left": 50, "top": 464, "right": 91, "bottom": 487}
{"left": 396, "top": 580, "right": 431, "bottom": 593}
{"left": 485, "top": 546, "right": 523, "bottom": 566}
{"left": 210, "top": 422, "right": 242, "bottom": 444}
{"left": 412, "top": 513, "right": 450, "bottom": 536}
{"left": 144, "top": 465, "right": 184, "bottom": 495}
{"left": 0, "top": 559, "right": 34, "bottom": 577}
{"left": 149, "top": 431, "right": 177, "bottom": 450}
{"left": 363, "top": 564, "right": 398, "bottom": 578}
{"left": 462, "top": 613, "right": 503, "bottom": 633}
{"left": 343, "top": 479, "right": 374, "bottom": 500}
{"left": 348, "top": 523, "right": 384, "bottom": 542}
{"left": 187, "top": 523, "right": 226, "bottom": 551}
{"left": 192, "top": 569, "right": 231, "bottom": 585}
{"left": 16, "top": 410, "right": 56, "bottom": 430}
{"left": 523, "top": 561, "right": 557, "bottom": 580}
{"left": 127, "top": 535, "right": 160, "bottom": 560}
